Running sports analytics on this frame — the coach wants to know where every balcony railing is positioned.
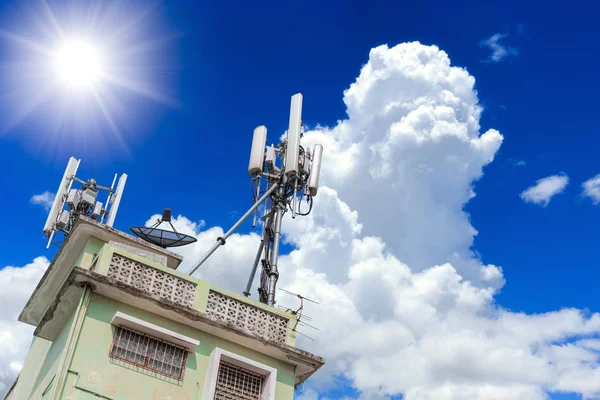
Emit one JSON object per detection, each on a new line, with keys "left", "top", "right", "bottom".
{"left": 98, "top": 243, "right": 293, "bottom": 346}
{"left": 206, "top": 290, "right": 289, "bottom": 344}
{"left": 107, "top": 253, "right": 197, "bottom": 308}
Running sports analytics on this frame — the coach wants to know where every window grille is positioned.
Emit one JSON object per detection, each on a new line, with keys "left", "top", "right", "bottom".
{"left": 109, "top": 326, "right": 188, "bottom": 380}
{"left": 214, "top": 361, "right": 264, "bottom": 400}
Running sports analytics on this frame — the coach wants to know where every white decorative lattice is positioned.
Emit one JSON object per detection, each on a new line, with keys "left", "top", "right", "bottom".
{"left": 108, "top": 254, "right": 196, "bottom": 307}
{"left": 206, "top": 290, "right": 288, "bottom": 344}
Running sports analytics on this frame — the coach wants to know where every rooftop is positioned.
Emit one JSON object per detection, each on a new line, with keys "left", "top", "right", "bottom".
{"left": 18, "top": 216, "right": 325, "bottom": 387}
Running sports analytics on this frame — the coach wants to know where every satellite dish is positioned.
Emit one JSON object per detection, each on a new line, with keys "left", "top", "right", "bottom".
{"left": 130, "top": 209, "right": 197, "bottom": 248}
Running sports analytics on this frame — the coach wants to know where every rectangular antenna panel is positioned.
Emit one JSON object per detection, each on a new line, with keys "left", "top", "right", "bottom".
{"left": 285, "top": 93, "right": 303, "bottom": 175}
{"left": 265, "top": 145, "right": 276, "bottom": 167}
{"left": 80, "top": 188, "right": 97, "bottom": 207}
{"left": 248, "top": 125, "right": 267, "bottom": 175}
{"left": 308, "top": 144, "right": 323, "bottom": 196}
{"left": 56, "top": 210, "right": 70, "bottom": 230}
{"left": 43, "top": 157, "right": 80, "bottom": 235}
{"left": 67, "top": 189, "right": 79, "bottom": 210}
{"left": 105, "top": 174, "right": 127, "bottom": 227}
{"left": 92, "top": 201, "right": 103, "bottom": 219}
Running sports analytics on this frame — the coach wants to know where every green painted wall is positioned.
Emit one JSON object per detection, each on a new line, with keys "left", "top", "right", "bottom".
{"left": 74, "top": 236, "right": 106, "bottom": 270}
{"left": 29, "top": 311, "right": 75, "bottom": 398}
{"left": 11, "top": 336, "right": 52, "bottom": 399}
{"left": 63, "top": 294, "right": 295, "bottom": 399}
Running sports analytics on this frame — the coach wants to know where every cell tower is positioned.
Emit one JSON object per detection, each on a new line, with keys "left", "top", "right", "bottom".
{"left": 188, "top": 93, "right": 323, "bottom": 306}
{"left": 42, "top": 157, "right": 128, "bottom": 249}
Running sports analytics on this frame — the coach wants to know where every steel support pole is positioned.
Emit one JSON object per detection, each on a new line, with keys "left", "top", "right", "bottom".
{"left": 266, "top": 188, "right": 285, "bottom": 306}
{"left": 243, "top": 237, "right": 264, "bottom": 297}
{"left": 187, "top": 183, "right": 278, "bottom": 275}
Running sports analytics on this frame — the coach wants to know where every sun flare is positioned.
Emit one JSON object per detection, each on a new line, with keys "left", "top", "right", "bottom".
{"left": 53, "top": 39, "right": 103, "bottom": 90}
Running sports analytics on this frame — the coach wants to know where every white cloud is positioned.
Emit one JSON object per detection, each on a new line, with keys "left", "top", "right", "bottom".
{"left": 157, "top": 43, "right": 600, "bottom": 399}
{"left": 480, "top": 33, "right": 519, "bottom": 63}
{"left": 4, "top": 42, "right": 600, "bottom": 400}
{"left": 520, "top": 174, "right": 569, "bottom": 206}
{"left": 30, "top": 191, "right": 55, "bottom": 211}
{"left": 507, "top": 159, "right": 526, "bottom": 167}
{"left": 582, "top": 174, "right": 600, "bottom": 204}
{"left": 0, "top": 257, "right": 49, "bottom": 394}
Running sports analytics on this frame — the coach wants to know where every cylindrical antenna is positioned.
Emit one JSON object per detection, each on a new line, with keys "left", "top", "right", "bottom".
{"left": 100, "top": 173, "right": 119, "bottom": 224}
{"left": 188, "top": 183, "right": 279, "bottom": 276}
{"left": 248, "top": 125, "right": 267, "bottom": 175}
{"left": 284, "top": 94, "right": 303, "bottom": 175}
{"left": 308, "top": 144, "right": 323, "bottom": 196}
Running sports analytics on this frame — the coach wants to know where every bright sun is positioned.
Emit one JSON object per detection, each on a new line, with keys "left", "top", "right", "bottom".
{"left": 53, "top": 39, "right": 104, "bottom": 90}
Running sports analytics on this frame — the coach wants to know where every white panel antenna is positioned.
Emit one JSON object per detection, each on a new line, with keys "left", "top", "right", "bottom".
{"left": 43, "top": 157, "right": 80, "bottom": 235}
{"left": 106, "top": 174, "right": 127, "bottom": 227}
{"left": 248, "top": 125, "right": 267, "bottom": 175}
{"left": 285, "top": 93, "right": 303, "bottom": 175}
{"left": 308, "top": 144, "right": 323, "bottom": 196}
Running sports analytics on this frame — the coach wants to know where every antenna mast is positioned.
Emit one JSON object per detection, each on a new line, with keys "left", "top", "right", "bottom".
{"left": 187, "top": 93, "right": 324, "bottom": 306}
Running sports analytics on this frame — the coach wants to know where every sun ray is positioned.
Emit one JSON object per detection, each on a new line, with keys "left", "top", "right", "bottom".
{"left": 1, "top": 86, "right": 55, "bottom": 133}
{"left": 0, "top": 29, "right": 54, "bottom": 57}
{"left": 105, "top": 0, "right": 163, "bottom": 45}
{"left": 40, "top": 0, "right": 65, "bottom": 41}
{"left": 102, "top": 73, "right": 180, "bottom": 107}
{"left": 91, "top": 88, "right": 119, "bottom": 135}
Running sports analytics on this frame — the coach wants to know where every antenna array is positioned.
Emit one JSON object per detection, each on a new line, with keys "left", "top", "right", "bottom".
{"left": 43, "top": 157, "right": 127, "bottom": 249}
{"left": 187, "top": 93, "right": 323, "bottom": 306}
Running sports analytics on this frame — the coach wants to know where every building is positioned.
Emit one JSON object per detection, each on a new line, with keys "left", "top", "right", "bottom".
{"left": 5, "top": 216, "right": 325, "bottom": 399}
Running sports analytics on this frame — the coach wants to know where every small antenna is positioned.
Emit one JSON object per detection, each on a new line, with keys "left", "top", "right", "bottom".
{"left": 277, "top": 288, "right": 319, "bottom": 341}
{"left": 187, "top": 93, "right": 324, "bottom": 307}
{"left": 42, "top": 157, "right": 128, "bottom": 249}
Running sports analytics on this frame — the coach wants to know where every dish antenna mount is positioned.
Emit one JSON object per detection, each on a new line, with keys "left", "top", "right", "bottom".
{"left": 130, "top": 208, "right": 197, "bottom": 248}
{"left": 42, "top": 157, "right": 127, "bottom": 249}
{"left": 187, "top": 93, "right": 324, "bottom": 307}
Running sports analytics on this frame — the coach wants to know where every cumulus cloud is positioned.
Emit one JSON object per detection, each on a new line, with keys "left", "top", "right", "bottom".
{"left": 582, "top": 174, "right": 600, "bottom": 204}
{"left": 29, "top": 191, "right": 55, "bottom": 211}
{"left": 153, "top": 43, "right": 600, "bottom": 399}
{"left": 520, "top": 174, "right": 569, "bottom": 206}
{"left": 0, "top": 257, "right": 49, "bottom": 394}
{"left": 480, "top": 33, "right": 519, "bottom": 63}
{"left": 5, "top": 42, "right": 600, "bottom": 400}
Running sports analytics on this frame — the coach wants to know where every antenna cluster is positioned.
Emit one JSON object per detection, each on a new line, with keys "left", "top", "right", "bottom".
{"left": 43, "top": 157, "right": 127, "bottom": 249}
{"left": 187, "top": 93, "right": 323, "bottom": 306}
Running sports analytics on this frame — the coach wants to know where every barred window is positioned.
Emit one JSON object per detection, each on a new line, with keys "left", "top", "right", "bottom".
{"left": 214, "top": 361, "right": 264, "bottom": 400}
{"left": 109, "top": 326, "right": 188, "bottom": 380}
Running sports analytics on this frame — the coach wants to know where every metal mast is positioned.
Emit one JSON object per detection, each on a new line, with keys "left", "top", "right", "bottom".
{"left": 187, "top": 93, "right": 323, "bottom": 306}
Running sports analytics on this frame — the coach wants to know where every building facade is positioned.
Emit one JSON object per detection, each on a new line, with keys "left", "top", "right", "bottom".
{"left": 6, "top": 216, "right": 324, "bottom": 399}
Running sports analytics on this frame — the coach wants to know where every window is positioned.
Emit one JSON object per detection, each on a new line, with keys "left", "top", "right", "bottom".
{"left": 214, "top": 361, "right": 264, "bottom": 400}
{"left": 109, "top": 326, "right": 188, "bottom": 380}
{"left": 202, "top": 348, "right": 277, "bottom": 400}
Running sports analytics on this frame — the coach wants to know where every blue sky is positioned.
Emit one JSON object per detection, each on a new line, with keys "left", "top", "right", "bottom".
{"left": 1, "top": 0, "right": 600, "bottom": 399}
